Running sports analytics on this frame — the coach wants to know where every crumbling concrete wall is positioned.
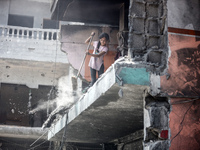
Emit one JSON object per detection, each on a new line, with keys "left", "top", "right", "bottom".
{"left": 129, "top": 0, "right": 170, "bottom": 149}
{"left": 144, "top": 95, "right": 170, "bottom": 149}
{"left": 129, "top": 0, "right": 168, "bottom": 74}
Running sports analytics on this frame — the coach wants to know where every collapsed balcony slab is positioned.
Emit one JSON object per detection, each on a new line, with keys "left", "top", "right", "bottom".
{"left": 48, "top": 58, "right": 158, "bottom": 143}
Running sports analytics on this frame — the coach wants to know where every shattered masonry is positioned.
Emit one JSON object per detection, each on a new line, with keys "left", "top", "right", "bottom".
{"left": 129, "top": 0, "right": 169, "bottom": 149}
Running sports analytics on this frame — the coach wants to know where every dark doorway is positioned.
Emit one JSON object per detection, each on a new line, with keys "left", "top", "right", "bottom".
{"left": 8, "top": 14, "right": 34, "bottom": 28}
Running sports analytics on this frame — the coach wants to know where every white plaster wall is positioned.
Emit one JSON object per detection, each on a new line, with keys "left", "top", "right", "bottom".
{"left": 0, "top": 36, "right": 68, "bottom": 63}
{"left": 0, "top": 0, "right": 9, "bottom": 25}
{"left": 10, "top": 0, "right": 51, "bottom": 28}
{"left": 0, "top": 0, "right": 51, "bottom": 28}
{"left": 168, "top": 0, "right": 200, "bottom": 30}
{"left": 0, "top": 59, "right": 70, "bottom": 88}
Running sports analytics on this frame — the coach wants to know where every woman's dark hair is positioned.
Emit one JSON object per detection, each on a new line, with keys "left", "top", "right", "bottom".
{"left": 99, "top": 32, "right": 109, "bottom": 41}
{"left": 97, "top": 33, "right": 109, "bottom": 50}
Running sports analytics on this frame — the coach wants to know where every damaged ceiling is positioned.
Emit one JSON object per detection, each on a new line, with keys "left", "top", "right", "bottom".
{"left": 49, "top": 84, "right": 146, "bottom": 143}
{"left": 51, "top": 0, "right": 129, "bottom": 26}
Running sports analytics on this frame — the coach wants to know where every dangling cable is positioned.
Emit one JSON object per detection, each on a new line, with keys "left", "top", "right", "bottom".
{"left": 47, "top": 86, "right": 55, "bottom": 117}
{"left": 59, "top": 114, "right": 68, "bottom": 150}
{"left": 47, "top": 0, "right": 60, "bottom": 118}
{"left": 28, "top": 89, "right": 32, "bottom": 111}
{"left": 52, "top": 0, "right": 62, "bottom": 86}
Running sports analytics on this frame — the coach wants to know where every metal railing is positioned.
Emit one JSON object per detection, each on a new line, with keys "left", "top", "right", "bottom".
{"left": 0, "top": 25, "right": 59, "bottom": 41}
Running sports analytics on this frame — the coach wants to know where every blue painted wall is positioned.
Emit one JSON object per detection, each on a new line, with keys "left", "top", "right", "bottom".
{"left": 118, "top": 68, "right": 150, "bottom": 85}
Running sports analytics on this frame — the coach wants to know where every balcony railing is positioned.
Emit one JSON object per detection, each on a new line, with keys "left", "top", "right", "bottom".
{"left": 0, "top": 25, "right": 59, "bottom": 41}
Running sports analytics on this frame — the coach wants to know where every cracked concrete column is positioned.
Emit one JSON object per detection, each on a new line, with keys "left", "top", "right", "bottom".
{"left": 144, "top": 96, "right": 170, "bottom": 149}
{"left": 128, "top": 0, "right": 170, "bottom": 149}
{"left": 129, "top": 0, "right": 168, "bottom": 74}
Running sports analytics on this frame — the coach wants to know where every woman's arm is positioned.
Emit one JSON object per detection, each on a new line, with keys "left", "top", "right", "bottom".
{"left": 85, "top": 32, "right": 95, "bottom": 46}
{"left": 86, "top": 51, "right": 106, "bottom": 58}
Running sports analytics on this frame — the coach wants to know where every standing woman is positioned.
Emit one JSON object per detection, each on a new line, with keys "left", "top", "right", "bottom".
{"left": 85, "top": 32, "right": 110, "bottom": 86}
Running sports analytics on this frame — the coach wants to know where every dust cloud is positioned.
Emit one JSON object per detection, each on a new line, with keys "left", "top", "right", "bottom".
{"left": 29, "top": 67, "right": 84, "bottom": 128}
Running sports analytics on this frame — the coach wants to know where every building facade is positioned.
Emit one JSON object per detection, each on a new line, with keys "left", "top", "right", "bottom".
{"left": 0, "top": 0, "right": 200, "bottom": 150}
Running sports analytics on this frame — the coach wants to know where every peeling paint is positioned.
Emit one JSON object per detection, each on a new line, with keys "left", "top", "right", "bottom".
{"left": 161, "top": 34, "right": 200, "bottom": 97}
{"left": 118, "top": 68, "right": 150, "bottom": 85}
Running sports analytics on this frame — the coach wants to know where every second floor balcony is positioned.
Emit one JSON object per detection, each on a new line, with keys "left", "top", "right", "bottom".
{"left": 0, "top": 25, "right": 67, "bottom": 64}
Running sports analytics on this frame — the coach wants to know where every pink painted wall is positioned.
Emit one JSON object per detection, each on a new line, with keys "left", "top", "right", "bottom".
{"left": 161, "top": 33, "right": 200, "bottom": 97}
{"left": 161, "top": 29, "right": 200, "bottom": 149}
{"left": 170, "top": 98, "right": 200, "bottom": 150}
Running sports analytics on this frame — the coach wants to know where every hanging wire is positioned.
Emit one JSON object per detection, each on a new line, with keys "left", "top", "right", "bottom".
{"left": 29, "top": 129, "right": 49, "bottom": 147}
{"left": 28, "top": 140, "right": 47, "bottom": 150}
{"left": 63, "top": 0, "right": 75, "bottom": 18}
{"left": 29, "top": 1, "right": 61, "bottom": 149}
{"left": 28, "top": 89, "right": 32, "bottom": 111}
{"left": 170, "top": 98, "right": 200, "bottom": 143}
{"left": 52, "top": 0, "right": 61, "bottom": 87}
{"left": 171, "top": 98, "right": 200, "bottom": 105}
{"left": 46, "top": 0, "right": 61, "bottom": 119}
{"left": 58, "top": 114, "right": 68, "bottom": 150}
{"left": 49, "top": 141, "right": 52, "bottom": 150}
{"left": 29, "top": 125, "right": 61, "bottom": 149}
{"left": 170, "top": 101, "right": 194, "bottom": 143}
{"left": 47, "top": 86, "right": 55, "bottom": 117}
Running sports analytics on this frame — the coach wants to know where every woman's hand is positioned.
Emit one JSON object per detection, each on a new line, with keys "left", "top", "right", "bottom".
{"left": 91, "top": 32, "right": 95, "bottom": 36}
{"left": 86, "top": 51, "right": 106, "bottom": 57}
{"left": 86, "top": 52, "right": 90, "bottom": 55}
{"left": 85, "top": 32, "right": 95, "bottom": 44}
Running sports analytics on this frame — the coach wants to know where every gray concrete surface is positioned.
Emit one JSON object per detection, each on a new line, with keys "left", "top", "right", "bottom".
{"left": 48, "top": 59, "right": 151, "bottom": 143}
{"left": 168, "top": 0, "right": 200, "bottom": 31}
{"left": 0, "top": 125, "right": 48, "bottom": 140}
{"left": 0, "top": 59, "right": 70, "bottom": 88}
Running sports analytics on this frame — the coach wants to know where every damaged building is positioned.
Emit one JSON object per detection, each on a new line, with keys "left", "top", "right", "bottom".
{"left": 0, "top": 0, "right": 200, "bottom": 149}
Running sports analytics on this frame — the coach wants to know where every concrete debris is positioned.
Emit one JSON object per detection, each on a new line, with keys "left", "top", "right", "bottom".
{"left": 118, "top": 89, "right": 123, "bottom": 98}
{"left": 42, "top": 106, "right": 69, "bottom": 129}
